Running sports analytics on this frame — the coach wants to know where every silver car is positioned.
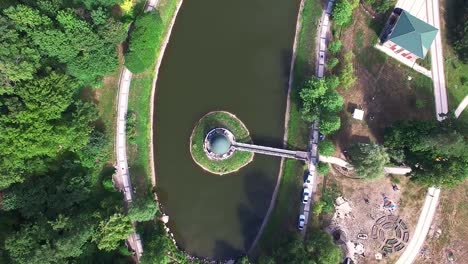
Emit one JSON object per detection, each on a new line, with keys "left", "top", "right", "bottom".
{"left": 298, "top": 214, "right": 306, "bottom": 230}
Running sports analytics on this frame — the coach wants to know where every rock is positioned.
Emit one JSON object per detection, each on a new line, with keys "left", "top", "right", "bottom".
{"left": 161, "top": 215, "right": 169, "bottom": 223}
{"left": 375, "top": 252, "right": 383, "bottom": 260}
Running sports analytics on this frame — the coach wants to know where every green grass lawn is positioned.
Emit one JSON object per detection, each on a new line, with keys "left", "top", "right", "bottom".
{"left": 190, "top": 111, "right": 253, "bottom": 174}
{"left": 127, "top": 0, "right": 181, "bottom": 197}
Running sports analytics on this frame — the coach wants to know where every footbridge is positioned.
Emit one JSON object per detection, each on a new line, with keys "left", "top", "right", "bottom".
{"left": 232, "top": 142, "right": 308, "bottom": 160}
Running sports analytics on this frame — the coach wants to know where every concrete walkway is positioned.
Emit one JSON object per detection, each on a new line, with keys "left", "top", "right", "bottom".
{"left": 396, "top": 187, "right": 441, "bottom": 264}
{"left": 114, "top": 0, "right": 160, "bottom": 260}
{"left": 454, "top": 95, "right": 468, "bottom": 118}
{"left": 394, "top": 0, "right": 448, "bottom": 120}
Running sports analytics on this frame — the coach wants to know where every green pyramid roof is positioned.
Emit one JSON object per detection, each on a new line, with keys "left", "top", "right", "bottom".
{"left": 389, "top": 10, "right": 438, "bottom": 58}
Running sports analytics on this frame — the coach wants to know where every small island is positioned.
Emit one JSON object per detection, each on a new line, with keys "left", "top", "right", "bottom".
{"left": 190, "top": 111, "right": 254, "bottom": 175}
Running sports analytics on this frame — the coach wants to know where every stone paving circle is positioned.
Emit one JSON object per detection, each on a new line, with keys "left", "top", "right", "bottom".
{"left": 371, "top": 215, "right": 410, "bottom": 254}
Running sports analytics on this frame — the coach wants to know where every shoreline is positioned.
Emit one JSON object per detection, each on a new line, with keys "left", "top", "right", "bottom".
{"left": 188, "top": 111, "right": 254, "bottom": 176}
{"left": 149, "top": 0, "right": 184, "bottom": 188}
{"left": 247, "top": 0, "right": 307, "bottom": 254}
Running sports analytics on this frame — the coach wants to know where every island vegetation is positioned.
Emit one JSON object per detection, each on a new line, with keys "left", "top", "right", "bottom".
{"left": 190, "top": 111, "right": 254, "bottom": 175}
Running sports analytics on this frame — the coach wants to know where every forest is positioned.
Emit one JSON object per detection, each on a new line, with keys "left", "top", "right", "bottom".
{"left": 0, "top": 0, "right": 137, "bottom": 262}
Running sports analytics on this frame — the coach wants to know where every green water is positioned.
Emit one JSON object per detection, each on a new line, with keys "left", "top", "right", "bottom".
{"left": 153, "top": 0, "right": 301, "bottom": 259}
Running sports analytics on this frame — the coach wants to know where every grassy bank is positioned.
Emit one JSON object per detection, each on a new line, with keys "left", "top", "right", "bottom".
{"left": 254, "top": 0, "right": 322, "bottom": 257}
{"left": 127, "top": 0, "right": 181, "bottom": 196}
{"left": 190, "top": 112, "right": 253, "bottom": 175}
{"left": 441, "top": 0, "right": 468, "bottom": 120}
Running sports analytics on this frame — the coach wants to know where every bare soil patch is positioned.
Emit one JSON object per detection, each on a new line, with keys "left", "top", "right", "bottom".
{"left": 331, "top": 9, "right": 434, "bottom": 151}
{"left": 324, "top": 171, "right": 425, "bottom": 263}
{"left": 414, "top": 182, "right": 468, "bottom": 264}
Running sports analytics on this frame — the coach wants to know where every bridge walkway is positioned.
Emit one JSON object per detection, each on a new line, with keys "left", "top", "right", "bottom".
{"left": 232, "top": 142, "right": 308, "bottom": 160}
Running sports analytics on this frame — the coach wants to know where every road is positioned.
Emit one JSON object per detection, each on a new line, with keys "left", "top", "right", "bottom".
{"left": 395, "top": 188, "right": 441, "bottom": 264}
{"left": 297, "top": 0, "right": 335, "bottom": 236}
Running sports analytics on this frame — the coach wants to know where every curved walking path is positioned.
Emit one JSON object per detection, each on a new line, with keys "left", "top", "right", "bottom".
{"left": 396, "top": 187, "right": 441, "bottom": 264}
{"left": 454, "top": 95, "right": 468, "bottom": 118}
{"left": 114, "top": 0, "right": 160, "bottom": 260}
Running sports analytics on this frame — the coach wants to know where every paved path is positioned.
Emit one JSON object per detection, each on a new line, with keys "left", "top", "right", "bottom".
{"left": 233, "top": 142, "right": 308, "bottom": 160}
{"left": 389, "top": 1, "right": 444, "bottom": 263}
{"left": 114, "top": 0, "right": 160, "bottom": 260}
{"left": 426, "top": 0, "right": 448, "bottom": 121}
{"left": 454, "top": 95, "right": 468, "bottom": 118}
{"left": 395, "top": 0, "right": 448, "bottom": 120}
{"left": 297, "top": 0, "right": 335, "bottom": 237}
{"left": 396, "top": 187, "right": 441, "bottom": 264}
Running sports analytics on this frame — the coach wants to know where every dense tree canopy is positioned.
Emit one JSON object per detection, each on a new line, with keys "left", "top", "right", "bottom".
{"left": 2, "top": 2, "right": 126, "bottom": 84}
{"left": 384, "top": 119, "right": 468, "bottom": 187}
{"left": 0, "top": 1, "right": 134, "bottom": 263}
{"left": 259, "top": 232, "right": 342, "bottom": 264}
{"left": 125, "top": 11, "right": 164, "bottom": 73}
{"left": 300, "top": 76, "right": 344, "bottom": 134}
{"left": 349, "top": 143, "right": 390, "bottom": 179}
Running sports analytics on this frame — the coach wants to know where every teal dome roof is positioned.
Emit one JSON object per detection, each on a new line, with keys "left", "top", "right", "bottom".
{"left": 210, "top": 134, "right": 231, "bottom": 155}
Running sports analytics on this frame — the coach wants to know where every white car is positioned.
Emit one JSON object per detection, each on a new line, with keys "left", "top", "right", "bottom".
{"left": 298, "top": 214, "right": 306, "bottom": 230}
{"left": 305, "top": 174, "right": 313, "bottom": 184}
{"left": 302, "top": 187, "right": 310, "bottom": 204}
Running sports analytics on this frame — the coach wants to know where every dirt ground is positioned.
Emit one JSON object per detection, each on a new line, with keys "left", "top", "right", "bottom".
{"left": 318, "top": 8, "right": 436, "bottom": 262}
{"left": 331, "top": 8, "right": 434, "bottom": 151}
{"left": 323, "top": 171, "right": 426, "bottom": 264}
{"left": 413, "top": 181, "right": 468, "bottom": 264}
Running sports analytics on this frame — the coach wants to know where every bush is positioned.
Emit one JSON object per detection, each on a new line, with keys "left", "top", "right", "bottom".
{"left": 125, "top": 11, "right": 164, "bottom": 73}
{"left": 317, "top": 162, "right": 330, "bottom": 175}
{"left": 313, "top": 200, "right": 326, "bottom": 215}
{"left": 332, "top": 0, "right": 354, "bottom": 27}
{"left": 128, "top": 196, "right": 159, "bottom": 222}
{"left": 328, "top": 40, "right": 342, "bottom": 54}
{"left": 327, "top": 57, "right": 339, "bottom": 70}
{"left": 318, "top": 140, "right": 335, "bottom": 156}
{"left": 102, "top": 178, "right": 116, "bottom": 192}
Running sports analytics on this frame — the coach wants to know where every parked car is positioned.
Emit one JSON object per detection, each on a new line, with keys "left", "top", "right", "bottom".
{"left": 298, "top": 214, "right": 306, "bottom": 230}
{"left": 302, "top": 187, "right": 310, "bottom": 204}
{"left": 305, "top": 174, "right": 313, "bottom": 184}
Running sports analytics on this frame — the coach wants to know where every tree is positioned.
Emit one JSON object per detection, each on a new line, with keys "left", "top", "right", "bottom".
{"left": 128, "top": 196, "right": 159, "bottom": 222}
{"left": 300, "top": 77, "right": 343, "bottom": 122}
{"left": 4, "top": 5, "right": 125, "bottom": 83}
{"left": 125, "top": 11, "right": 164, "bottom": 73}
{"left": 349, "top": 143, "right": 389, "bottom": 179}
{"left": 328, "top": 40, "right": 342, "bottom": 54}
{"left": 0, "top": 16, "right": 40, "bottom": 87}
{"left": 5, "top": 216, "right": 96, "bottom": 264}
{"left": 332, "top": 0, "right": 354, "bottom": 27}
{"left": 0, "top": 73, "right": 96, "bottom": 188}
{"left": 384, "top": 119, "right": 468, "bottom": 187}
{"left": 77, "top": 0, "right": 123, "bottom": 9}
{"left": 319, "top": 113, "right": 341, "bottom": 135}
{"left": 93, "top": 213, "right": 134, "bottom": 251}
{"left": 305, "top": 230, "right": 343, "bottom": 264}
{"left": 318, "top": 140, "right": 335, "bottom": 156}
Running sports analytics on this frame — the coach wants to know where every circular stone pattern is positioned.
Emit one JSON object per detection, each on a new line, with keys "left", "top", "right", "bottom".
{"left": 190, "top": 111, "right": 254, "bottom": 175}
{"left": 371, "top": 215, "right": 409, "bottom": 255}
